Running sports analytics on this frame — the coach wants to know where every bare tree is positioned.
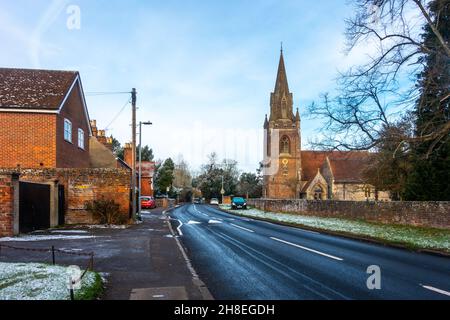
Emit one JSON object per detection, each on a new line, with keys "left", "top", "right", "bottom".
{"left": 309, "top": 0, "right": 449, "bottom": 153}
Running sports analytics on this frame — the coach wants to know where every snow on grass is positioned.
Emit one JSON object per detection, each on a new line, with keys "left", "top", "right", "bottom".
{"left": 0, "top": 235, "right": 103, "bottom": 242}
{"left": 0, "top": 263, "right": 101, "bottom": 300}
{"left": 219, "top": 205, "right": 450, "bottom": 253}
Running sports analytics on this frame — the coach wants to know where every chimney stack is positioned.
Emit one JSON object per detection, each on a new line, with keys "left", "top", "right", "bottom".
{"left": 90, "top": 120, "right": 98, "bottom": 137}
{"left": 124, "top": 143, "right": 133, "bottom": 167}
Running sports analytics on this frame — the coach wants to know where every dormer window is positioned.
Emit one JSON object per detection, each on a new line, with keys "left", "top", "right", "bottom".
{"left": 64, "top": 119, "right": 72, "bottom": 143}
{"left": 78, "top": 128, "right": 85, "bottom": 150}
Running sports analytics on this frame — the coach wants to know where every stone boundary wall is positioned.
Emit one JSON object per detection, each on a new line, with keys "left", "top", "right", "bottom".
{"left": 0, "top": 168, "right": 131, "bottom": 227}
{"left": 248, "top": 199, "right": 450, "bottom": 229}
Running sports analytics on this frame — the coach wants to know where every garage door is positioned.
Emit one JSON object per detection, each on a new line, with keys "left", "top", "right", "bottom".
{"left": 19, "top": 182, "right": 51, "bottom": 233}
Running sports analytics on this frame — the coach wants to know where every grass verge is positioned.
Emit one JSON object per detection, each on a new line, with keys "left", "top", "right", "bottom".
{"left": 219, "top": 205, "right": 450, "bottom": 255}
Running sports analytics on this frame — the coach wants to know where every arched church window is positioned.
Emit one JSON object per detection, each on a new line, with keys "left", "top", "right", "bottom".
{"left": 314, "top": 185, "right": 324, "bottom": 200}
{"left": 280, "top": 136, "right": 290, "bottom": 154}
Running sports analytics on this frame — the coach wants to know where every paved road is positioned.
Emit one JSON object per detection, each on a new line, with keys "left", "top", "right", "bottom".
{"left": 169, "top": 204, "right": 450, "bottom": 300}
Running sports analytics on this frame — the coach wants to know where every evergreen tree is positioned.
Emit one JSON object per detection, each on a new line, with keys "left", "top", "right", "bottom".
{"left": 405, "top": 0, "right": 450, "bottom": 201}
{"left": 155, "top": 158, "right": 175, "bottom": 195}
{"left": 137, "top": 145, "right": 154, "bottom": 162}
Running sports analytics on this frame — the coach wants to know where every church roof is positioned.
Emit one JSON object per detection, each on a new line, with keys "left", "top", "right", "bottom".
{"left": 273, "top": 50, "right": 290, "bottom": 95}
{"left": 301, "top": 151, "right": 371, "bottom": 187}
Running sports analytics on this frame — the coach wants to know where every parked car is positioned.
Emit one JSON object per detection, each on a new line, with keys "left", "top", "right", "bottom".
{"left": 231, "top": 197, "right": 247, "bottom": 210}
{"left": 141, "top": 196, "right": 156, "bottom": 209}
{"left": 210, "top": 198, "right": 219, "bottom": 205}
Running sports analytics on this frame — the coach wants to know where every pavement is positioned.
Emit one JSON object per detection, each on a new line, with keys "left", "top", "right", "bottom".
{"left": 169, "top": 204, "right": 450, "bottom": 300}
{"left": 0, "top": 208, "right": 211, "bottom": 300}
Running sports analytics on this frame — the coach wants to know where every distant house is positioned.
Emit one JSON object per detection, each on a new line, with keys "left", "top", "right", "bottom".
{"left": 0, "top": 68, "right": 92, "bottom": 168}
{"left": 123, "top": 143, "right": 155, "bottom": 196}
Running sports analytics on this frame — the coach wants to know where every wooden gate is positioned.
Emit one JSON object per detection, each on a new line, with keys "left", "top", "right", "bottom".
{"left": 19, "top": 182, "right": 51, "bottom": 233}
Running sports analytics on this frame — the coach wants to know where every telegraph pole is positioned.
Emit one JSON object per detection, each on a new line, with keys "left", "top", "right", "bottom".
{"left": 131, "top": 88, "right": 137, "bottom": 220}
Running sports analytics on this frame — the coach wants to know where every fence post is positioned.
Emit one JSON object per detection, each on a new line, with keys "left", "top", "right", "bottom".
{"left": 70, "top": 287, "right": 75, "bottom": 301}
{"left": 89, "top": 254, "right": 94, "bottom": 271}
{"left": 52, "top": 246, "right": 55, "bottom": 265}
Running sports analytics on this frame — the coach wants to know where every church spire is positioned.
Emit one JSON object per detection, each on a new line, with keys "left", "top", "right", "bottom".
{"left": 274, "top": 46, "right": 290, "bottom": 95}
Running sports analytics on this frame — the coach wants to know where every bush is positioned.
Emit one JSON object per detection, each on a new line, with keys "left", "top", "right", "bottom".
{"left": 85, "top": 199, "right": 123, "bottom": 225}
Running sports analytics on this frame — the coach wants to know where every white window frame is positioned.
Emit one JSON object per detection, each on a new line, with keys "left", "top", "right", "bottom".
{"left": 64, "top": 119, "right": 72, "bottom": 143}
{"left": 78, "top": 128, "right": 85, "bottom": 150}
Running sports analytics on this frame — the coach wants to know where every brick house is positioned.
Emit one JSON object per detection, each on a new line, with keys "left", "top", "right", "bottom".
{"left": 0, "top": 68, "right": 132, "bottom": 236}
{"left": 123, "top": 143, "right": 155, "bottom": 196}
{"left": 0, "top": 68, "right": 92, "bottom": 168}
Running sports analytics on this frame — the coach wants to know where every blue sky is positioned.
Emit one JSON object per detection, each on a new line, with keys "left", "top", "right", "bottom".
{"left": 0, "top": 0, "right": 364, "bottom": 172}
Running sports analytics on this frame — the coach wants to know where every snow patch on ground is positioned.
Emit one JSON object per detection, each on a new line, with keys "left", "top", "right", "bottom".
{"left": 0, "top": 235, "right": 103, "bottom": 242}
{"left": 0, "top": 262, "right": 97, "bottom": 300}
{"left": 219, "top": 205, "right": 450, "bottom": 252}
{"left": 50, "top": 230, "right": 89, "bottom": 234}
{"left": 84, "top": 225, "right": 128, "bottom": 230}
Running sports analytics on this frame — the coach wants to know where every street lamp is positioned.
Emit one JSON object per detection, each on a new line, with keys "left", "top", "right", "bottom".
{"left": 221, "top": 176, "right": 225, "bottom": 204}
{"left": 138, "top": 121, "right": 153, "bottom": 218}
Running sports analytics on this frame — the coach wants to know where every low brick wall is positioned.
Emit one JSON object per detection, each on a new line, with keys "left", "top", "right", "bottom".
{"left": 19, "top": 168, "right": 131, "bottom": 225}
{"left": 0, "top": 168, "right": 131, "bottom": 227}
{"left": 0, "top": 173, "right": 17, "bottom": 237}
{"left": 248, "top": 199, "right": 450, "bottom": 229}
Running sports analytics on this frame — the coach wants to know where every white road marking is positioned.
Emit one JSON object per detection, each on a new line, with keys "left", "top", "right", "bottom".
{"left": 209, "top": 220, "right": 222, "bottom": 224}
{"left": 176, "top": 219, "right": 183, "bottom": 236}
{"left": 421, "top": 285, "right": 450, "bottom": 297}
{"left": 187, "top": 220, "right": 201, "bottom": 225}
{"left": 270, "top": 237, "right": 343, "bottom": 261}
{"left": 230, "top": 224, "right": 255, "bottom": 233}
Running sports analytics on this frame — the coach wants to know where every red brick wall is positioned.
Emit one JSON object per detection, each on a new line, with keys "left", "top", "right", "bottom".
{"left": 141, "top": 177, "right": 153, "bottom": 196}
{"left": 0, "top": 113, "right": 57, "bottom": 168}
{"left": 18, "top": 168, "right": 131, "bottom": 225}
{"left": 56, "top": 84, "right": 90, "bottom": 168}
{"left": 0, "top": 174, "right": 15, "bottom": 237}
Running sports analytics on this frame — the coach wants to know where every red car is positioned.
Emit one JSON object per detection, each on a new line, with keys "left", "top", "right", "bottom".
{"left": 141, "top": 196, "right": 156, "bottom": 209}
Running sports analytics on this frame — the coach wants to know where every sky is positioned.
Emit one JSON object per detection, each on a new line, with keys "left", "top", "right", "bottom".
{"left": 0, "top": 0, "right": 370, "bottom": 172}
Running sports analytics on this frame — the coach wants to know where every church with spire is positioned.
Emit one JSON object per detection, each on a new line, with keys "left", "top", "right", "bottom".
{"left": 263, "top": 48, "right": 390, "bottom": 201}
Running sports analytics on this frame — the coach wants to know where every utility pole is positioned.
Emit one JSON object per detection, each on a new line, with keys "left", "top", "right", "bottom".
{"left": 131, "top": 88, "right": 137, "bottom": 220}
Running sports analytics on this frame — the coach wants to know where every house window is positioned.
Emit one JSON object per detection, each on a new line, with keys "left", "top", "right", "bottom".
{"left": 64, "top": 119, "right": 72, "bottom": 143}
{"left": 280, "top": 136, "right": 290, "bottom": 154}
{"left": 78, "top": 128, "right": 85, "bottom": 149}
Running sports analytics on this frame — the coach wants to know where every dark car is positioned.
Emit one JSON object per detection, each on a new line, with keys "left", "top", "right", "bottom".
{"left": 141, "top": 196, "right": 156, "bottom": 209}
{"left": 231, "top": 197, "right": 247, "bottom": 210}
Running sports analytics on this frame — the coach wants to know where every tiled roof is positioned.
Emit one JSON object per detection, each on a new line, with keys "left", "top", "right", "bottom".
{"left": 301, "top": 151, "right": 371, "bottom": 185}
{"left": 0, "top": 68, "right": 78, "bottom": 110}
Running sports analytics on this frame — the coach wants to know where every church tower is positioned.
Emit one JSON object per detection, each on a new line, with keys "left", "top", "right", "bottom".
{"left": 263, "top": 48, "right": 302, "bottom": 199}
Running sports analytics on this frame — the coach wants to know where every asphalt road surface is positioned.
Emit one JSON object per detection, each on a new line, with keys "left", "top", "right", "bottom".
{"left": 169, "top": 204, "right": 450, "bottom": 300}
